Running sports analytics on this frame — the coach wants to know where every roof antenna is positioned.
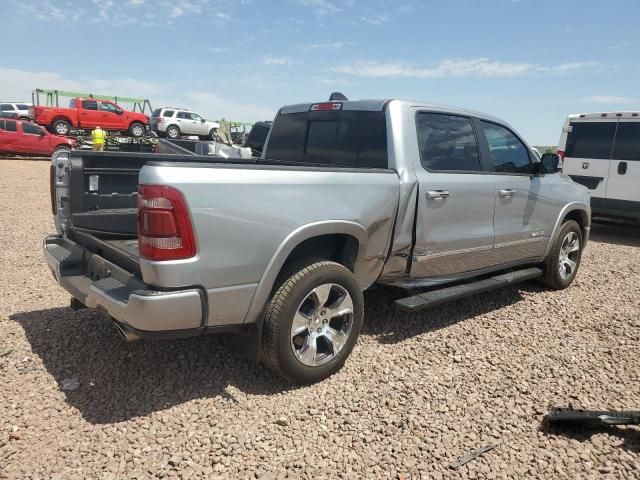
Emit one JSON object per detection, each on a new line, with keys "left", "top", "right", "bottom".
{"left": 329, "top": 92, "right": 348, "bottom": 101}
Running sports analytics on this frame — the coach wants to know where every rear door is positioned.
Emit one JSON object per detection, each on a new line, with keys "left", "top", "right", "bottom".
{"left": 0, "top": 120, "right": 21, "bottom": 153}
{"left": 562, "top": 120, "right": 617, "bottom": 203}
{"left": 606, "top": 120, "right": 640, "bottom": 211}
{"left": 410, "top": 112, "right": 496, "bottom": 278}
{"left": 80, "top": 99, "right": 100, "bottom": 128}
{"left": 176, "top": 111, "right": 194, "bottom": 135}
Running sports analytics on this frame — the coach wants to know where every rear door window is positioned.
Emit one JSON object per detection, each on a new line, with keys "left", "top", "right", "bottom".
{"left": 612, "top": 122, "right": 640, "bottom": 161}
{"left": 565, "top": 122, "right": 617, "bottom": 159}
{"left": 266, "top": 110, "right": 387, "bottom": 168}
{"left": 163, "top": 110, "right": 175, "bottom": 117}
{"left": 177, "top": 112, "right": 189, "bottom": 119}
{"left": 2, "top": 120, "right": 17, "bottom": 132}
{"left": 82, "top": 100, "right": 98, "bottom": 110}
{"left": 479, "top": 121, "right": 532, "bottom": 174}
{"left": 416, "top": 113, "right": 481, "bottom": 171}
{"left": 16, "top": 104, "right": 29, "bottom": 110}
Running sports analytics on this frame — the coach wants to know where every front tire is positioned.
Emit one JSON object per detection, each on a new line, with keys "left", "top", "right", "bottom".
{"left": 129, "top": 122, "right": 145, "bottom": 137}
{"left": 261, "top": 260, "right": 364, "bottom": 384}
{"left": 540, "top": 220, "right": 583, "bottom": 290}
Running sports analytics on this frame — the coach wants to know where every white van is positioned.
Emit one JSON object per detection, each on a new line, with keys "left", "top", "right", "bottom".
{"left": 559, "top": 112, "right": 640, "bottom": 221}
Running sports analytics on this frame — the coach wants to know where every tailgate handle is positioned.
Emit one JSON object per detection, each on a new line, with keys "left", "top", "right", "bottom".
{"left": 618, "top": 161, "right": 628, "bottom": 175}
{"left": 425, "top": 190, "right": 450, "bottom": 200}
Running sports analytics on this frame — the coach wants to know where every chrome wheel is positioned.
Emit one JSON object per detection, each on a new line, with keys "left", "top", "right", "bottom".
{"left": 131, "top": 124, "right": 144, "bottom": 137}
{"left": 167, "top": 126, "right": 179, "bottom": 139}
{"left": 55, "top": 122, "right": 69, "bottom": 135}
{"left": 558, "top": 231, "right": 580, "bottom": 280}
{"left": 290, "top": 283, "right": 354, "bottom": 367}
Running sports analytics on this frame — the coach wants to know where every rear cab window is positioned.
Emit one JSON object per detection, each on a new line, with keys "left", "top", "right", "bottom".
{"left": 565, "top": 122, "right": 616, "bottom": 159}
{"left": 265, "top": 109, "right": 388, "bottom": 169}
{"left": 0, "top": 120, "right": 17, "bottom": 132}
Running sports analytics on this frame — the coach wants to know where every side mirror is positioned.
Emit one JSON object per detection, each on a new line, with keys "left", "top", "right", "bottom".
{"left": 201, "top": 118, "right": 206, "bottom": 123}
{"left": 39, "top": 130, "right": 46, "bottom": 136}
{"left": 116, "top": 109, "right": 123, "bottom": 115}
{"left": 540, "top": 153, "right": 561, "bottom": 173}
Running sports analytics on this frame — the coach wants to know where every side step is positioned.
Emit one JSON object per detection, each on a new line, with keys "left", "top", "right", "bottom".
{"left": 395, "top": 267, "right": 543, "bottom": 313}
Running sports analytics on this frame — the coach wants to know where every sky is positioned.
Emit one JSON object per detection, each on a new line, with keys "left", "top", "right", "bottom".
{"left": 1, "top": 0, "right": 639, "bottom": 145}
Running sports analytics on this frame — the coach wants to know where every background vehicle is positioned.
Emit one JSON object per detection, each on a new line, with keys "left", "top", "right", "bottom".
{"left": 0, "top": 119, "right": 75, "bottom": 155}
{"left": 45, "top": 99, "right": 590, "bottom": 384}
{"left": 559, "top": 112, "right": 640, "bottom": 221}
{"left": 0, "top": 102, "right": 32, "bottom": 121}
{"left": 0, "top": 111, "right": 19, "bottom": 120}
{"left": 243, "top": 121, "right": 272, "bottom": 156}
{"left": 150, "top": 107, "right": 219, "bottom": 140}
{"left": 32, "top": 98, "right": 149, "bottom": 137}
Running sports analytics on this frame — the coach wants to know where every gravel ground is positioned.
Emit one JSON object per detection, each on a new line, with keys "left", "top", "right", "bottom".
{"left": 0, "top": 158, "right": 639, "bottom": 479}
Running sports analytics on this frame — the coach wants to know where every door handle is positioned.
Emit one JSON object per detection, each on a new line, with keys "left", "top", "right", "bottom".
{"left": 499, "top": 189, "right": 515, "bottom": 198}
{"left": 425, "top": 190, "right": 450, "bottom": 199}
{"left": 618, "top": 161, "right": 628, "bottom": 175}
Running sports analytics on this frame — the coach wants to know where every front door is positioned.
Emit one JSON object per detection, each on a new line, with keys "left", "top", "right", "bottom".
{"left": 98, "top": 101, "right": 121, "bottom": 129}
{"left": 189, "top": 113, "right": 208, "bottom": 136}
{"left": 21, "top": 122, "right": 49, "bottom": 154}
{"left": 605, "top": 119, "right": 640, "bottom": 211}
{"left": 475, "top": 119, "right": 547, "bottom": 264}
{"left": 411, "top": 112, "right": 496, "bottom": 278}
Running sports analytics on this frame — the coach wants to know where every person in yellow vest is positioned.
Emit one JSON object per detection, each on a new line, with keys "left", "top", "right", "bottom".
{"left": 92, "top": 126, "right": 106, "bottom": 152}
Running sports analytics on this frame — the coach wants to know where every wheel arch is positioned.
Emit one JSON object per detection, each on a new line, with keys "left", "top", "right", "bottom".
{"left": 244, "top": 221, "right": 368, "bottom": 327}
{"left": 543, "top": 202, "right": 591, "bottom": 260}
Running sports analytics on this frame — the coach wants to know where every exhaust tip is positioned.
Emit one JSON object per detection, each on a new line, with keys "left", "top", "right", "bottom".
{"left": 112, "top": 321, "right": 141, "bottom": 342}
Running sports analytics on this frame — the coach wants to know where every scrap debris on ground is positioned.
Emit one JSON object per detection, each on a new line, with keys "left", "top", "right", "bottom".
{"left": 0, "top": 159, "right": 639, "bottom": 479}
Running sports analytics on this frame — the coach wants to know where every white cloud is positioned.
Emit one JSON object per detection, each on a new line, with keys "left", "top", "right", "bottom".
{"left": 294, "top": 0, "right": 341, "bottom": 15}
{"left": 582, "top": 95, "right": 638, "bottom": 104}
{"left": 300, "top": 42, "right": 344, "bottom": 50}
{"left": 182, "top": 92, "right": 275, "bottom": 122}
{"left": 334, "top": 58, "right": 533, "bottom": 78}
{"left": 334, "top": 58, "right": 600, "bottom": 79}
{"left": 261, "top": 55, "right": 294, "bottom": 66}
{"left": 359, "top": 15, "right": 388, "bottom": 25}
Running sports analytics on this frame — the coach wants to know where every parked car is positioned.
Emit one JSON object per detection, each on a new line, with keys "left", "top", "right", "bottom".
{"left": 150, "top": 107, "right": 219, "bottom": 140}
{"left": 559, "top": 112, "right": 640, "bottom": 221}
{"left": 32, "top": 98, "right": 149, "bottom": 137}
{"left": 44, "top": 98, "right": 590, "bottom": 384}
{"left": 0, "top": 119, "right": 76, "bottom": 156}
{"left": 0, "top": 102, "right": 32, "bottom": 121}
{"left": 0, "top": 111, "right": 19, "bottom": 120}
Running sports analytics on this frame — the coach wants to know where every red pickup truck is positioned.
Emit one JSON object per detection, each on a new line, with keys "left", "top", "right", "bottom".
{"left": 0, "top": 119, "right": 76, "bottom": 156}
{"left": 32, "top": 98, "right": 149, "bottom": 137}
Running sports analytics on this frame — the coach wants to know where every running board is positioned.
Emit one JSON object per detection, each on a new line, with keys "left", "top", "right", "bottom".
{"left": 395, "top": 267, "right": 543, "bottom": 313}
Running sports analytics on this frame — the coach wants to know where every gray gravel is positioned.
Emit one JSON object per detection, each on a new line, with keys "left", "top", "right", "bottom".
{"left": 1, "top": 159, "right": 639, "bottom": 479}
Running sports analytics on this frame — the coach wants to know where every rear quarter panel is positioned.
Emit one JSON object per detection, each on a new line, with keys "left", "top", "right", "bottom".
{"left": 138, "top": 163, "right": 400, "bottom": 324}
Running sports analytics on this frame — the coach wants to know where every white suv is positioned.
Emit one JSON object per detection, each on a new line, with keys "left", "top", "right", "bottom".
{"left": 0, "top": 102, "right": 32, "bottom": 121}
{"left": 151, "top": 107, "right": 219, "bottom": 140}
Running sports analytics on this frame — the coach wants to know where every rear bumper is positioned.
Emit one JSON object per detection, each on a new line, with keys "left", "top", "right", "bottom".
{"left": 43, "top": 235, "right": 205, "bottom": 334}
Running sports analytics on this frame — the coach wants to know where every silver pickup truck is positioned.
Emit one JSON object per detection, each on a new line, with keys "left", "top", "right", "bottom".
{"left": 45, "top": 99, "right": 591, "bottom": 383}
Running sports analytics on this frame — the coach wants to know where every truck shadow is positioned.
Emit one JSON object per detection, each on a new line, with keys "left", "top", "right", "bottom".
{"left": 11, "top": 282, "right": 534, "bottom": 424}
{"left": 589, "top": 220, "right": 640, "bottom": 248}
{"left": 10, "top": 307, "right": 290, "bottom": 425}
{"left": 362, "top": 284, "right": 527, "bottom": 344}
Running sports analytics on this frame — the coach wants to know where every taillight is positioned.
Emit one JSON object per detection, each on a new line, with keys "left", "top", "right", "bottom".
{"left": 50, "top": 164, "right": 57, "bottom": 215}
{"left": 137, "top": 185, "right": 196, "bottom": 261}
{"left": 557, "top": 150, "right": 565, "bottom": 161}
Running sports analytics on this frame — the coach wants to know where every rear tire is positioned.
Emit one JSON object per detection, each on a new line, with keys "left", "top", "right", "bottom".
{"left": 129, "top": 122, "right": 145, "bottom": 137}
{"left": 540, "top": 220, "right": 583, "bottom": 290}
{"left": 166, "top": 125, "right": 180, "bottom": 139}
{"left": 52, "top": 119, "right": 71, "bottom": 136}
{"left": 261, "top": 260, "right": 364, "bottom": 384}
